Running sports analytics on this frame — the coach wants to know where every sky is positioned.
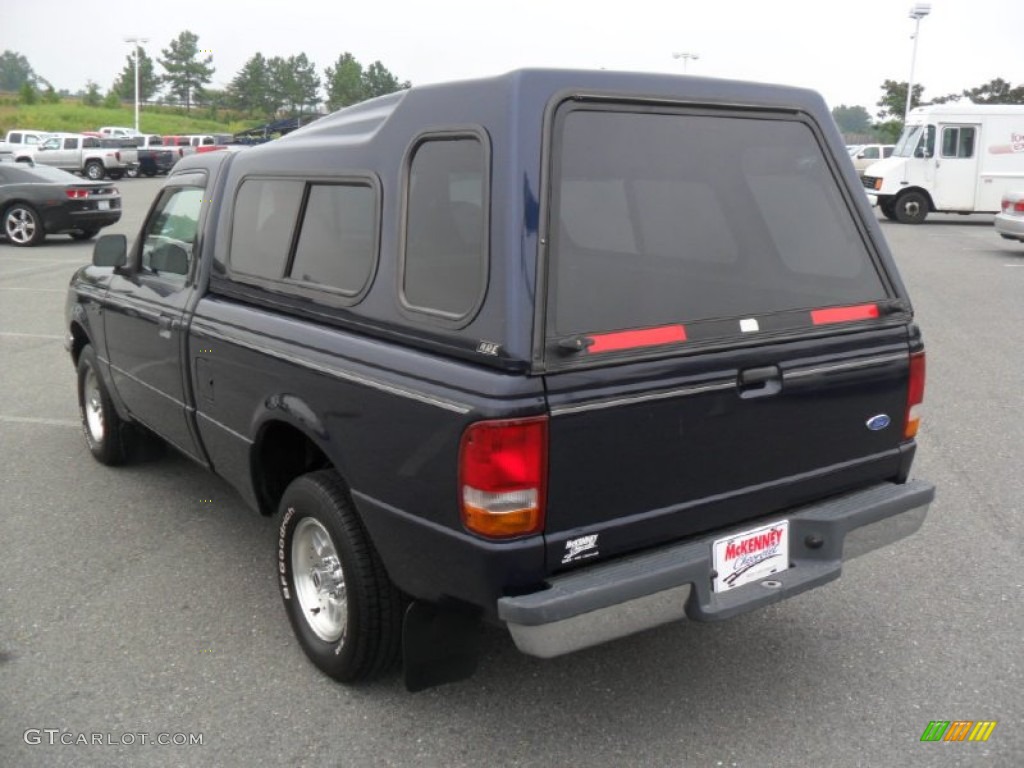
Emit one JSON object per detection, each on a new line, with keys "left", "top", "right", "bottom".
{"left": 3, "top": 0, "right": 1023, "bottom": 113}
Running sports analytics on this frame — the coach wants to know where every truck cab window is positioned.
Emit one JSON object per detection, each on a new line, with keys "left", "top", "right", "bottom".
{"left": 141, "top": 187, "right": 204, "bottom": 279}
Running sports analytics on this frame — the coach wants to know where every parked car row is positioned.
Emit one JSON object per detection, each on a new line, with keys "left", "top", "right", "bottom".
{"left": 1, "top": 127, "right": 247, "bottom": 181}
{"left": 0, "top": 158, "right": 121, "bottom": 246}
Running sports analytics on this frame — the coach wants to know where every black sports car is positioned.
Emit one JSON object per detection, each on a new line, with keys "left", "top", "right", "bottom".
{"left": 0, "top": 161, "right": 121, "bottom": 247}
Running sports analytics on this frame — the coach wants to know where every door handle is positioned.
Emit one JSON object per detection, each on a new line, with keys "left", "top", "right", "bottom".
{"left": 158, "top": 315, "right": 175, "bottom": 339}
{"left": 738, "top": 366, "right": 782, "bottom": 399}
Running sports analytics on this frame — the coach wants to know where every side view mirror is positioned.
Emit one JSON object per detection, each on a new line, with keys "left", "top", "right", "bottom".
{"left": 93, "top": 234, "right": 127, "bottom": 268}
{"left": 856, "top": 152, "right": 866, "bottom": 159}
{"left": 914, "top": 146, "right": 926, "bottom": 158}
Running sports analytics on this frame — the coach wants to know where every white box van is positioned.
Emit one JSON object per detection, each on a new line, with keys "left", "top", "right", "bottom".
{"left": 864, "top": 104, "right": 1024, "bottom": 223}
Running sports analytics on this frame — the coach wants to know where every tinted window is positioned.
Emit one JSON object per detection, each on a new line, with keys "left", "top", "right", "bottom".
{"left": 1, "top": 164, "right": 79, "bottom": 183}
{"left": 402, "top": 138, "right": 487, "bottom": 317}
{"left": 862, "top": 146, "right": 879, "bottom": 159}
{"left": 550, "top": 109, "right": 888, "bottom": 339}
{"left": 9, "top": 132, "right": 21, "bottom": 142}
{"left": 63, "top": 138, "right": 77, "bottom": 150}
{"left": 230, "top": 179, "right": 304, "bottom": 279}
{"left": 290, "top": 183, "right": 377, "bottom": 296}
{"left": 883, "top": 146, "right": 894, "bottom": 158}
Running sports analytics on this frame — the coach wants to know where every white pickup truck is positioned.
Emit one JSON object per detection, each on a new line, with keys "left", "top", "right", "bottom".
{"left": 22, "top": 133, "right": 137, "bottom": 180}
{"left": 0, "top": 129, "right": 51, "bottom": 160}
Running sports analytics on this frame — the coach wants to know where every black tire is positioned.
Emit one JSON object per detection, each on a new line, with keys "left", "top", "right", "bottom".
{"left": 143, "top": 170, "right": 156, "bottom": 178}
{"left": 894, "top": 190, "right": 929, "bottom": 224}
{"left": 2, "top": 204, "right": 45, "bottom": 247}
{"left": 879, "top": 199, "right": 898, "bottom": 221}
{"left": 84, "top": 161, "right": 105, "bottom": 181}
{"left": 70, "top": 228, "right": 100, "bottom": 241}
{"left": 108, "top": 171, "right": 124, "bottom": 181}
{"left": 76, "top": 344, "right": 138, "bottom": 465}
{"left": 125, "top": 166, "right": 139, "bottom": 179}
{"left": 277, "top": 470, "right": 404, "bottom": 682}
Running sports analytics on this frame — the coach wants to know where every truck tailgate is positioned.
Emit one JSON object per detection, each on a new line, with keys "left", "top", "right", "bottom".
{"left": 542, "top": 327, "right": 914, "bottom": 572}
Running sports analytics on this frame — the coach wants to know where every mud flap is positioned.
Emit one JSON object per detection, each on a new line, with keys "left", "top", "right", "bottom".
{"left": 402, "top": 601, "right": 482, "bottom": 692}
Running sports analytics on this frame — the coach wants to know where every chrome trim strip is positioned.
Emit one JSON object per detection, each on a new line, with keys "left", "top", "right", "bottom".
{"left": 197, "top": 411, "right": 254, "bottom": 445}
{"left": 784, "top": 353, "right": 906, "bottom": 380}
{"left": 192, "top": 325, "right": 473, "bottom": 415}
{"left": 550, "top": 381, "right": 735, "bottom": 417}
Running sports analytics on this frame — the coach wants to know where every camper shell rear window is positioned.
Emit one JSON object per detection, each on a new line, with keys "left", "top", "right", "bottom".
{"left": 544, "top": 104, "right": 893, "bottom": 362}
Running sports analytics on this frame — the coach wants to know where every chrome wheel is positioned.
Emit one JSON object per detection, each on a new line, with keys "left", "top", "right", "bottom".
{"left": 291, "top": 517, "right": 347, "bottom": 642}
{"left": 4, "top": 207, "right": 39, "bottom": 245}
{"left": 83, "top": 367, "right": 105, "bottom": 443}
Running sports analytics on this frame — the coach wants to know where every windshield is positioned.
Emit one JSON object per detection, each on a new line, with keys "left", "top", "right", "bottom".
{"left": 893, "top": 124, "right": 935, "bottom": 158}
{"left": 547, "top": 108, "right": 889, "bottom": 350}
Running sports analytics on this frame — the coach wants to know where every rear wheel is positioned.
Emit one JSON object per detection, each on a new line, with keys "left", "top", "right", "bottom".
{"left": 277, "top": 470, "right": 404, "bottom": 682}
{"left": 3, "top": 204, "right": 44, "bottom": 246}
{"left": 76, "top": 344, "right": 139, "bottom": 465}
{"left": 894, "top": 191, "right": 929, "bottom": 224}
{"left": 84, "top": 161, "right": 105, "bottom": 181}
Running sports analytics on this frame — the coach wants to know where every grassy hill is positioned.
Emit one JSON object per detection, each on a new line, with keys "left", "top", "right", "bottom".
{"left": 0, "top": 100, "right": 259, "bottom": 136}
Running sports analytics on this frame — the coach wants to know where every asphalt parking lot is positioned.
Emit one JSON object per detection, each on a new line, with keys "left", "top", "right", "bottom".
{"left": 1, "top": 179, "right": 1022, "bottom": 767}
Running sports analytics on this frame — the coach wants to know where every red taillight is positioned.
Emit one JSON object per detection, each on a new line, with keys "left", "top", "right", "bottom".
{"left": 64, "top": 189, "right": 88, "bottom": 199}
{"left": 905, "top": 351, "right": 926, "bottom": 439}
{"left": 1015, "top": 201, "right": 1024, "bottom": 213}
{"left": 1004, "top": 199, "right": 1024, "bottom": 213}
{"left": 459, "top": 417, "right": 547, "bottom": 538}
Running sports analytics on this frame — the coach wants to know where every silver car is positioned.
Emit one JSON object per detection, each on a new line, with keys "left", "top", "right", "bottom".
{"left": 995, "top": 190, "right": 1024, "bottom": 244}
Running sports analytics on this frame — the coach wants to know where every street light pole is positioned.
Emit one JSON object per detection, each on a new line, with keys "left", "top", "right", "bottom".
{"left": 123, "top": 36, "right": 150, "bottom": 133}
{"left": 672, "top": 52, "right": 700, "bottom": 74}
{"left": 904, "top": 4, "right": 931, "bottom": 124}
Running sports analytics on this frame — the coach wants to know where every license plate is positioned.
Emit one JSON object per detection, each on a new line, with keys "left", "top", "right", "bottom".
{"left": 97, "top": 200, "right": 110, "bottom": 210}
{"left": 712, "top": 520, "right": 789, "bottom": 593}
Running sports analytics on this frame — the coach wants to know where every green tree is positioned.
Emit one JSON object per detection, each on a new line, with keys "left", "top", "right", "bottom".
{"left": 158, "top": 30, "right": 214, "bottom": 111}
{"left": 831, "top": 104, "right": 872, "bottom": 134}
{"left": 876, "top": 79, "right": 925, "bottom": 123}
{"left": 290, "top": 53, "right": 321, "bottom": 116}
{"left": 360, "top": 61, "right": 408, "bottom": 99}
{"left": 228, "top": 53, "right": 275, "bottom": 116}
{"left": 19, "top": 81, "right": 37, "bottom": 105}
{"left": 324, "top": 52, "right": 363, "bottom": 110}
{"left": 112, "top": 47, "right": 159, "bottom": 102}
{"left": 82, "top": 80, "right": 102, "bottom": 107}
{"left": 266, "top": 55, "right": 292, "bottom": 115}
{"left": 103, "top": 90, "right": 121, "bottom": 109}
{"left": 42, "top": 84, "right": 60, "bottom": 104}
{"left": 962, "top": 77, "right": 1024, "bottom": 104}
{"left": 0, "top": 50, "right": 35, "bottom": 91}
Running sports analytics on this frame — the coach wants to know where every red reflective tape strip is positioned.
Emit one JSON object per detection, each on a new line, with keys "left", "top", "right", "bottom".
{"left": 810, "top": 304, "right": 879, "bottom": 325}
{"left": 587, "top": 324, "right": 687, "bottom": 353}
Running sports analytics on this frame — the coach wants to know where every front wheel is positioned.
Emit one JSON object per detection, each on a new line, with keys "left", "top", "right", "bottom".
{"left": 277, "top": 470, "right": 404, "bottom": 682}
{"left": 3, "top": 204, "right": 45, "bottom": 246}
{"left": 879, "top": 199, "right": 898, "bottom": 221}
{"left": 894, "top": 191, "right": 929, "bottom": 224}
{"left": 76, "top": 344, "right": 138, "bottom": 465}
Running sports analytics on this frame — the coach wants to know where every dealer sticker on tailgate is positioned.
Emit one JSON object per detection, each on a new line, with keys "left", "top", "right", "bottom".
{"left": 712, "top": 520, "right": 789, "bottom": 593}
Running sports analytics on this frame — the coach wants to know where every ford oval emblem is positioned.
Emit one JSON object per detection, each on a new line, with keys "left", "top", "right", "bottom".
{"left": 866, "top": 414, "right": 891, "bottom": 431}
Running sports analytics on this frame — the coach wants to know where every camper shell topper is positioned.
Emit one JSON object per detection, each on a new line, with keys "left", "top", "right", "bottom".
{"left": 65, "top": 69, "right": 933, "bottom": 691}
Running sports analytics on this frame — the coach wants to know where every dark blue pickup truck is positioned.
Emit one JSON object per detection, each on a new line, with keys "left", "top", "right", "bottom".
{"left": 65, "top": 69, "right": 935, "bottom": 690}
